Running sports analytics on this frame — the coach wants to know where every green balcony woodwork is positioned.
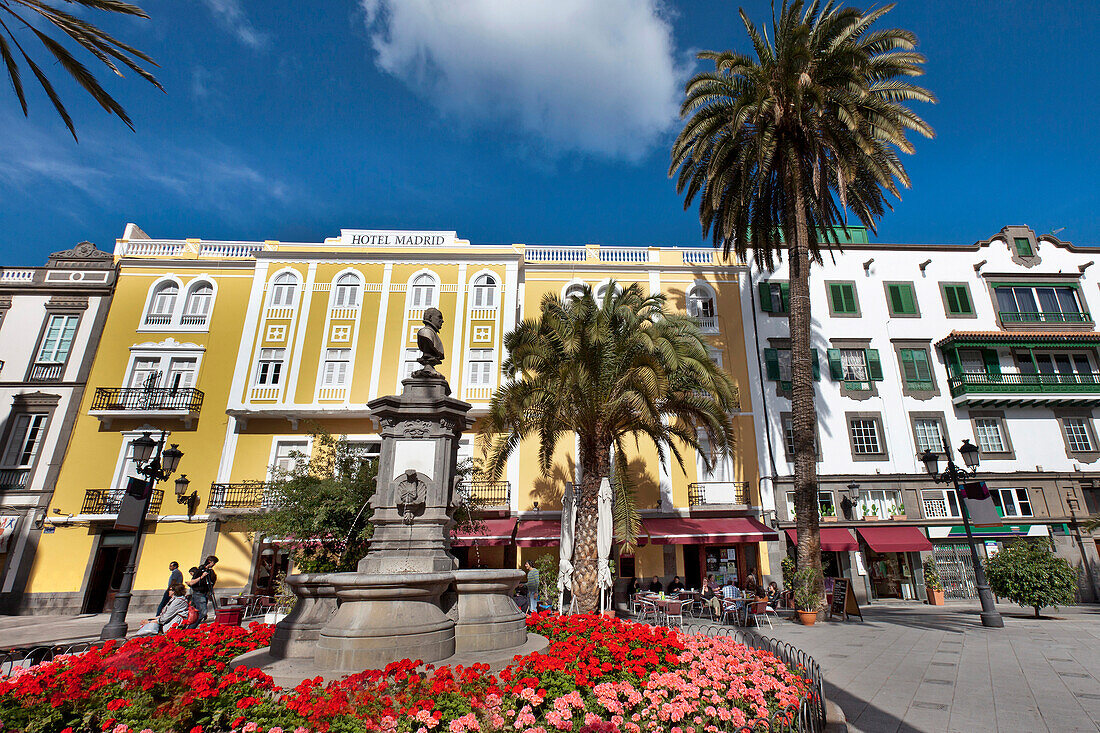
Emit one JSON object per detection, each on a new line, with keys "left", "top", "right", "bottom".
{"left": 998, "top": 310, "right": 1093, "bottom": 325}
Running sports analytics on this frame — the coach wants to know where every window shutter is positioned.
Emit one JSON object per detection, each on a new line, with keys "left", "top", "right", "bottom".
{"left": 812, "top": 350, "right": 821, "bottom": 381}
{"left": 780, "top": 283, "right": 790, "bottom": 312}
{"left": 943, "top": 286, "right": 959, "bottom": 314}
{"left": 866, "top": 349, "right": 884, "bottom": 380}
{"left": 900, "top": 349, "right": 916, "bottom": 382}
{"left": 887, "top": 285, "right": 903, "bottom": 314}
{"left": 764, "top": 348, "right": 780, "bottom": 380}
{"left": 758, "top": 283, "right": 773, "bottom": 312}
{"left": 827, "top": 349, "right": 843, "bottom": 380}
{"left": 842, "top": 284, "right": 857, "bottom": 313}
{"left": 982, "top": 348, "right": 1001, "bottom": 376}
{"left": 898, "top": 285, "right": 916, "bottom": 314}
{"left": 829, "top": 283, "right": 845, "bottom": 313}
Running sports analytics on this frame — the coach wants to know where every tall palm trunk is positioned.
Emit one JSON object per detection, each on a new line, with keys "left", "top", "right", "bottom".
{"left": 788, "top": 166, "right": 825, "bottom": 606}
{"left": 572, "top": 441, "right": 609, "bottom": 613}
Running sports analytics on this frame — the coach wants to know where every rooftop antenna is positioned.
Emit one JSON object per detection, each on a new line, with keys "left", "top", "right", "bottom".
{"left": 1051, "top": 227, "right": 1066, "bottom": 237}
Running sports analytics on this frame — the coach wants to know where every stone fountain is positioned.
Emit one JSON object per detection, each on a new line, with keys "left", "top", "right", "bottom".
{"left": 236, "top": 308, "right": 542, "bottom": 681}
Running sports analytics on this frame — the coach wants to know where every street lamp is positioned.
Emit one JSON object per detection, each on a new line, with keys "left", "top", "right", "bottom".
{"left": 920, "top": 437, "right": 1003, "bottom": 628}
{"left": 841, "top": 482, "right": 860, "bottom": 520}
{"left": 100, "top": 432, "right": 185, "bottom": 640}
{"left": 1065, "top": 489, "right": 1100, "bottom": 602}
{"left": 174, "top": 473, "right": 198, "bottom": 515}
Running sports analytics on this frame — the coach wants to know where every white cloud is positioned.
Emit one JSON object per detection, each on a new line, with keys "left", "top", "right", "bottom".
{"left": 359, "top": 0, "right": 684, "bottom": 160}
{"left": 201, "top": 0, "right": 268, "bottom": 49}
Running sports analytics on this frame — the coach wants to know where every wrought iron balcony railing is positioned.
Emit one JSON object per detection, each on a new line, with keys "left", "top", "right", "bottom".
{"left": 456, "top": 481, "right": 511, "bottom": 507}
{"left": 947, "top": 372, "right": 1100, "bottom": 398}
{"left": 90, "top": 387, "right": 204, "bottom": 412}
{"left": 998, "top": 310, "right": 1092, "bottom": 325}
{"left": 208, "top": 482, "right": 278, "bottom": 510}
{"left": 81, "top": 488, "right": 164, "bottom": 515}
{"left": 688, "top": 481, "right": 750, "bottom": 506}
{"left": 0, "top": 468, "right": 29, "bottom": 490}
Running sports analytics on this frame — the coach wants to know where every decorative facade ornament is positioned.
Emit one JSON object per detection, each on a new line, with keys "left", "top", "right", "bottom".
{"left": 402, "top": 420, "right": 433, "bottom": 438}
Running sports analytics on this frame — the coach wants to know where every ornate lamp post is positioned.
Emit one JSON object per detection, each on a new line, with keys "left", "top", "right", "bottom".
{"left": 919, "top": 437, "right": 1003, "bottom": 629}
{"left": 1065, "top": 490, "right": 1100, "bottom": 602}
{"left": 100, "top": 432, "right": 185, "bottom": 640}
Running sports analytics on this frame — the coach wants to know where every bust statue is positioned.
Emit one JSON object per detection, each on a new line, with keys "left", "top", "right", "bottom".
{"left": 416, "top": 307, "right": 446, "bottom": 371}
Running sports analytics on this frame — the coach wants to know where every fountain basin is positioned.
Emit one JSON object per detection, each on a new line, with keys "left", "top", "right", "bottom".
{"left": 269, "top": 573, "right": 337, "bottom": 659}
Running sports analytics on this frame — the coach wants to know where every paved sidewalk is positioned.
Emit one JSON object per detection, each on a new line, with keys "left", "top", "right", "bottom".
{"left": 0, "top": 612, "right": 149, "bottom": 649}
{"left": 689, "top": 601, "right": 1100, "bottom": 733}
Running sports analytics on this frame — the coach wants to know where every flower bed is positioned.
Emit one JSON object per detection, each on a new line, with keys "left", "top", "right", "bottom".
{"left": 0, "top": 614, "right": 812, "bottom": 733}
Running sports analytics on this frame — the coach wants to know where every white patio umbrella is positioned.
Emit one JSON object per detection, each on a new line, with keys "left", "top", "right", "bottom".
{"left": 558, "top": 482, "right": 577, "bottom": 614}
{"left": 597, "top": 476, "right": 614, "bottom": 613}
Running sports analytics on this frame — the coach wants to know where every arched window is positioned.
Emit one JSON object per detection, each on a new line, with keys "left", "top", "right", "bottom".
{"left": 269, "top": 273, "right": 298, "bottom": 307}
{"left": 146, "top": 281, "right": 178, "bottom": 325}
{"left": 410, "top": 274, "right": 436, "bottom": 308}
{"left": 563, "top": 282, "right": 586, "bottom": 301}
{"left": 471, "top": 274, "right": 497, "bottom": 308}
{"left": 182, "top": 282, "right": 213, "bottom": 325}
{"left": 332, "top": 273, "right": 361, "bottom": 308}
{"left": 595, "top": 282, "right": 620, "bottom": 302}
{"left": 687, "top": 285, "right": 715, "bottom": 318}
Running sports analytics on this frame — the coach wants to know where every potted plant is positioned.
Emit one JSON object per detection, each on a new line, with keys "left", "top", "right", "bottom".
{"left": 889, "top": 503, "right": 907, "bottom": 521}
{"left": 923, "top": 557, "right": 945, "bottom": 605}
{"left": 821, "top": 504, "right": 838, "bottom": 523}
{"left": 861, "top": 502, "right": 880, "bottom": 521}
{"left": 793, "top": 566, "right": 821, "bottom": 625}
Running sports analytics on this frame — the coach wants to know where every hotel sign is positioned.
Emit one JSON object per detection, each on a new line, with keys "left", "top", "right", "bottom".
{"left": 340, "top": 230, "right": 457, "bottom": 247}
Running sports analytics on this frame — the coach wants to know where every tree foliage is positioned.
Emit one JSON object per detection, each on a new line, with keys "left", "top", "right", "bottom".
{"left": 0, "top": 0, "right": 162, "bottom": 139}
{"left": 984, "top": 541, "right": 1077, "bottom": 618}
{"left": 478, "top": 282, "right": 739, "bottom": 612}
{"left": 670, "top": 0, "right": 934, "bottom": 605}
{"left": 242, "top": 431, "right": 377, "bottom": 573}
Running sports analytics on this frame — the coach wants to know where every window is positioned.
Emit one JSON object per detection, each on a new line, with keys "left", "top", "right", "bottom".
{"left": 128, "top": 357, "right": 161, "bottom": 388}
{"left": 268, "top": 273, "right": 298, "bottom": 307}
{"left": 758, "top": 282, "right": 789, "bottom": 314}
{"left": 885, "top": 282, "right": 919, "bottom": 316}
{"left": 402, "top": 348, "right": 420, "bottom": 379}
{"left": 563, "top": 283, "right": 586, "bottom": 301}
{"left": 708, "top": 347, "right": 724, "bottom": 369}
{"left": 255, "top": 348, "right": 285, "bottom": 385}
{"left": 332, "top": 274, "right": 361, "bottom": 308}
{"left": 1062, "top": 417, "right": 1096, "bottom": 453}
{"left": 921, "top": 489, "right": 961, "bottom": 519}
{"left": 940, "top": 283, "right": 974, "bottom": 317}
{"left": 849, "top": 418, "right": 883, "bottom": 455}
{"left": 780, "top": 414, "right": 819, "bottom": 459}
{"left": 912, "top": 416, "right": 945, "bottom": 454}
{"left": 322, "top": 349, "right": 351, "bottom": 387}
{"left": 996, "top": 285, "right": 1086, "bottom": 324}
{"left": 696, "top": 432, "right": 734, "bottom": 483}
{"left": 784, "top": 491, "right": 834, "bottom": 520}
{"left": 1015, "top": 351, "right": 1095, "bottom": 382}
{"left": 410, "top": 274, "right": 437, "bottom": 308}
{"left": 899, "top": 348, "right": 934, "bottom": 390}
{"left": 1013, "top": 236, "right": 1034, "bottom": 258}
{"left": 973, "top": 417, "right": 1008, "bottom": 454}
{"left": 467, "top": 349, "right": 494, "bottom": 386}
{"left": 764, "top": 348, "right": 821, "bottom": 389}
{"left": 146, "top": 282, "right": 178, "bottom": 324}
{"left": 471, "top": 274, "right": 497, "bottom": 308}
{"left": 164, "top": 357, "right": 196, "bottom": 389}
{"left": 827, "top": 282, "right": 859, "bottom": 316}
{"left": 1, "top": 414, "right": 47, "bottom": 470}
{"left": 687, "top": 285, "right": 715, "bottom": 318}
{"left": 36, "top": 315, "right": 78, "bottom": 364}
{"left": 859, "top": 489, "right": 903, "bottom": 519}
{"left": 827, "top": 348, "right": 882, "bottom": 389}
{"left": 182, "top": 283, "right": 213, "bottom": 325}
{"left": 991, "top": 488, "right": 1033, "bottom": 517}
{"left": 272, "top": 440, "right": 308, "bottom": 476}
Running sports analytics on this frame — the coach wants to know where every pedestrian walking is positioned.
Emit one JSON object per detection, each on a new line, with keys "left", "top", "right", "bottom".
{"left": 184, "top": 555, "right": 218, "bottom": 628}
{"left": 523, "top": 561, "right": 540, "bottom": 613}
{"left": 156, "top": 561, "right": 183, "bottom": 615}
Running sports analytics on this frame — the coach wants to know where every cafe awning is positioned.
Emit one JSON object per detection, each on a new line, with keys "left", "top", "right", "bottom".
{"left": 515, "top": 519, "right": 561, "bottom": 547}
{"left": 785, "top": 528, "right": 859, "bottom": 552}
{"left": 856, "top": 525, "right": 933, "bottom": 553}
{"left": 643, "top": 517, "right": 778, "bottom": 545}
{"left": 451, "top": 518, "right": 517, "bottom": 547}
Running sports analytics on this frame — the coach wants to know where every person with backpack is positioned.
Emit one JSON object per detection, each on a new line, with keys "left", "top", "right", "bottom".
{"left": 184, "top": 555, "right": 219, "bottom": 628}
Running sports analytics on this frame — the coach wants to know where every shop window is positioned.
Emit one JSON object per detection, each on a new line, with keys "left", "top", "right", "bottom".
{"left": 784, "top": 491, "right": 834, "bottom": 520}
{"left": 885, "top": 282, "right": 919, "bottom": 316}
{"left": 991, "top": 488, "right": 1032, "bottom": 517}
{"left": 940, "top": 283, "right": 974, "bottom": 317}
{"left": 826, "top": 281, "right": 859, "bottom": 316}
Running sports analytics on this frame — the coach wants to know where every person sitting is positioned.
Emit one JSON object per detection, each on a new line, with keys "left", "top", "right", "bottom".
{"left": 767, "top": 581, "right": 782, "bottom": 607}
{"left": 668, "top": 576, "right": 685, "bottom": 593}
{"left": 647, "top": 576, "right": 664, "bottom": 593}
{"left": 744, "top": 575, "right": 760, "bottom": 599}
{"left": 135, "top": 583, "right": 189, "bottom": 636}
{"left": 702, "top": 576, "right": 722, "bottom": 619}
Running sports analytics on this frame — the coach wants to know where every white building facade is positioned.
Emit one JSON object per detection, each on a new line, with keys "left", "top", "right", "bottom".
{"left": 743, "top": 225, "right": 1100, "bottom": 604}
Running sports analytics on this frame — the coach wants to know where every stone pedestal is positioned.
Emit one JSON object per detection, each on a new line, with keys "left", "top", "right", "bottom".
{"left": 452, "top": 569, "right": 527, "bottom": 653}
{"left": 315, "top": 572, "right": 455, "bottom": 671}
{"left": 269, "top": 574, "right": 337, "bottom": 659}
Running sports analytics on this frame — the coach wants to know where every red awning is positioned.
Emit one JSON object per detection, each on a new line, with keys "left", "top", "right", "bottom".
{"left": 515, "top": 519, "right": 561, "bottom": 547}
{"left": 856, "top": 526, "right": 933, "bottom": 553}
{"left": 785, "top": 528, "right": 859, "bottom": 552}
{"left": 643, "top": 517, "right": 778, "bottom": 545}
{"left": 452, "top": 518, "right": 517, "bottom": 547}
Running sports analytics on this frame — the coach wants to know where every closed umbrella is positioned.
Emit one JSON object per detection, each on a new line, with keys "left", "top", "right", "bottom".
{"left": 597, "top": 476, "right": 614, "bottom": 613}
{"left": 558, "top": 482, "right": 576, "bottom": 614}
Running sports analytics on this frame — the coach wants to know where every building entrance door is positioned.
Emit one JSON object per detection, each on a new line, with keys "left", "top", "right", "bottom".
{"left": 932, "top": 543, "right": 977, "bottom": 599}
{"left": 83, "top": 534, "right": 134, "bottom": 613}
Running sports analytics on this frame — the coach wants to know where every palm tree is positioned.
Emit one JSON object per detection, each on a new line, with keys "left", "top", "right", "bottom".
{"left": 478, "top": 283, "right": 739, "bottom": 613}
{"left": 670, "top": 0, "right": 934, "bottom": 604}
{"left": 0, "top": 0, "right": 162, "bottom": 140}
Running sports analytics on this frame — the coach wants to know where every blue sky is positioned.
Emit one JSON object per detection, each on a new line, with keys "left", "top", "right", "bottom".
{"left": 2, "top": 0, "right": 1098, "bottom": 263}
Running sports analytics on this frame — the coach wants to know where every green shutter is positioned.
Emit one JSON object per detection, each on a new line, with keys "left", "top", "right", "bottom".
{"left": 812, "top": 350, "right": 821, "bottom": 381}
{"left": 943, "top": 286, "right": 959, "bottom": 314}
{"left": 829, "top": 283, "right": 855, "bottom": 314}
{"left": 900, "top": 349, "right": 916, "bottom": 382}
{"left": 944, "top": 284, "right": 973, "bottom": 316}
{"left": 888, "top": 284, "right": 903, "bottom": 314}
{"left": 887, "top": 283, "right": 917, "bottom": 315}
{"left": 866, "top": 349, "right": 884, "bottom": 380}
{"left": 982, "top": 348, "right": 1001, "bottom": 376}
{"left": 1014, "top": 237, "right": 1033, "bottom": 257}
{"left": 779, "top": 283, "right": 790, "bottom": 312}
{"left": 758, "top": 283, "right": 773, "bottom": 312}
{"left": 827, "top": 349, "right": 843, "bottom": 380}
{"left": 945, "top": 346, "right": 962, "bottom": 377}
{"left": 955, "top": 286, "right": 972, "bottom": 314}
{"left": 913, "top": 349, "right": 931, "bottom": 381}
{"left": 764, "top": 348, "right": 780, "bottom": 380}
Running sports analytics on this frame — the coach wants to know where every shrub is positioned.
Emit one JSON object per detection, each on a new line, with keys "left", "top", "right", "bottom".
{"left": 984, "top": 540, "right": 1077, "bottom": 618}
{"left": 793, "top": 566, "right": 821, "bottom": 612}
{"left": 922, "top": 557, "right": 943, "bottom": 592}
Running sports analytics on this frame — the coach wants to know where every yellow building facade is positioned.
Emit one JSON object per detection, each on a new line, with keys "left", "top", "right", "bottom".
{"left": 24, "top": 227, "right": 771, "bottom": 613}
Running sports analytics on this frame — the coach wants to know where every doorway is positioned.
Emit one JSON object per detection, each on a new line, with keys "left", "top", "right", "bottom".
{"left": 83, "top": 533, "right": 134, "bottom": 613}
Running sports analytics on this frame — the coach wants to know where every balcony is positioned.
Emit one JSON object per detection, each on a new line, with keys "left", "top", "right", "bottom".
{"left": 999, "top": 310, "right": 1092, "bottom": 326}
{"left": 27, "top": 362, "right": 63, "bottom": 382}
{"left": 208, "top": 482, "right": 277, "bottom": 510}
{"left": 89, "top": 387, "right": 204, "bottom": 425}
{"left": 81, "top": 488, "right": 164, "bottom": 515}
{"left": 947, "top": 372, "right": 1100, "bottom": 406}
{"left": 688, "top": 481, "right": 750, "bottom": 507}
{"left": 0, "top": 468, "right": 29, "bottom": 490}
{"left": 456, "top": 481, "right": 510, "bottom": 507}
{"left": 921, "top": 497, "right": 959, "bottom": 520}
{"left": 696, "top": 316, "right": 719, "bottom": 333}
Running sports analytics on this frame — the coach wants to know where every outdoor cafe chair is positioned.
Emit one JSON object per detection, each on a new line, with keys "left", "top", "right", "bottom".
{"left": 663, "top": 599, "right": 684, "bottom": 628}
{"left": 748, "top": 599, "right": 775, "bottom": 629}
